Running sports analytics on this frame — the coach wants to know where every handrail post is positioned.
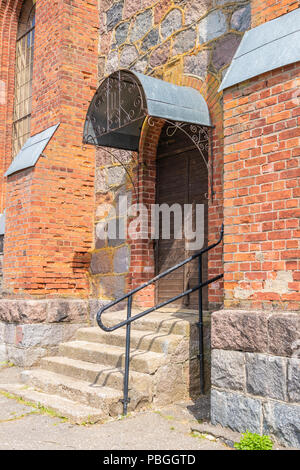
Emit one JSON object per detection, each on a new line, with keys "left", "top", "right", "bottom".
{"left": 197, "top": 254, "right": 205, "bottom": 395}
{"left": 96, "top": 225, "right": 224, "bottom": 409}
{"left": 122, "top": 295, "right": 132, "bottom": 415}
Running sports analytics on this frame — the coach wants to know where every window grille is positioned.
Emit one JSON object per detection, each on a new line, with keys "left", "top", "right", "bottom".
{"left": 12, "top": 1, "right": 35, "bottom": 157}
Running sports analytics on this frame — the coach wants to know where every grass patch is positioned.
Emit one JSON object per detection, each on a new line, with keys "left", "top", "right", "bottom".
{"left": 80, "top": 418, "right": 99, "bottom": 426}
{"left": 190, "top": 431, "right": 204, "bottom": 439}
{"left": 190, "top": 430, "right": 217, "bottom": 442}
{"left": 0, "top": 361, "right": 15, "bottom": 368}
{"left": 116, "top": 412, "right": 132, "bottom": 421}
{"left": 0, "top": 390, "right": 68, "bottom": 422}
{"left": 234, "top": 431, "right": 273, "bottom": 450}
{"left": 154, "top": 410, "right": 175, "bottom": 421}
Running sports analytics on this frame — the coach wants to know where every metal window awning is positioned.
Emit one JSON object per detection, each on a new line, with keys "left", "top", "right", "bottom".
{"left": 83, "top": 70, "right": 212, "bottom": 151}
{"left": 219, "top": 8, "right": 300, "bottom": 92}
{"left": 0, "top": 211, "right": 5, "bottom": 236}
{"left": 5, "top": 123, "right": 60, "bottom": 177}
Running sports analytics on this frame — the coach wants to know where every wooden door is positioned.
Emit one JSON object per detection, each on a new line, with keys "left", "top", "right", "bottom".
{"left": 155, "top": 125, "right": 208, "bottom": 309}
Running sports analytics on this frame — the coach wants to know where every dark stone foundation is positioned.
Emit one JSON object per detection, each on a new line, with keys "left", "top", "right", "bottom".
{"left": 211, "top": 309, "right": 300, "bottom": 449}
{"left": 0, "top": 299, "right": 105, "bottom": 367}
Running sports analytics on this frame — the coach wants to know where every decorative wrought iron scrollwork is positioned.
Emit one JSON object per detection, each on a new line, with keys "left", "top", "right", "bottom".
{"left": 84, "top": 70, "right": 148, "bottom": 148}
{"left": 164, "top": 120, "right": 209, "bottom": 169}
{"left": 147, "top": 116, "right": 213, "bottom": 201}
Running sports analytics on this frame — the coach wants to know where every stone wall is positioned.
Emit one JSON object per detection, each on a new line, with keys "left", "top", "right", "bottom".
{"left": 92, "top": 0, "right": 251, "bottom": 307}
{"left": 98, "top": 0, "right": 250, "bottom": 79}
{"left": 211, "top": 309, "right": 300, "bottom": 448}
{"left": 0, "top": 298, "right": 105, "bottom": 366}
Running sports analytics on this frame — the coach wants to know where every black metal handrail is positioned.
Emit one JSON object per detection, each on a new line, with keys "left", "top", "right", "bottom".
{"left": 96, "top": 224, "right": 224, "bottom": 415}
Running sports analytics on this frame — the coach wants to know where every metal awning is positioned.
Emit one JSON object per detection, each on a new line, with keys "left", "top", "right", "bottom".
{"left": 5, "top": 123, "right": 60, "bottom": 177}
{"left": 83, "top": 70, "right": 212, "bottom": 151}
{"left": 0, "top": 211, "right": 5, "bottom": 236}
{"left": 219, "top": 8, "right": 300, "bottom": 92}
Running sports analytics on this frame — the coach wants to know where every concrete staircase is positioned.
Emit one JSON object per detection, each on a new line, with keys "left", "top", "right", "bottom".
{"left": 2, "top": 308, "right": 205, "bottom": 423}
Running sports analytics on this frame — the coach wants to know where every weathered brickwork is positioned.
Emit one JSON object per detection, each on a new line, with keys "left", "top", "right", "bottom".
{"left": 0, "top": 1, "right": 298, "bottom": 445}
{"left": 92, "top": 0, "right": 250, "bottom": 308}
{"left": 223, "top": 64, "right": 300, "bottom": 311}
{"left": 251, "top": 0, "right": 299, "bottom": 26}
{"left": 211, "top": 4, "right": 300, "bottom": 449}
{"left": 1, "top": 0, "right": 99, "bottom": 297}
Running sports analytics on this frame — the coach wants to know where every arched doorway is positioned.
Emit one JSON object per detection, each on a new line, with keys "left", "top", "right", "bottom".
{"left": 155, "top": 122, "right": 209, "bottom": 310}
{"left": 83, "top": 69, "right": 213, "bottom": 308}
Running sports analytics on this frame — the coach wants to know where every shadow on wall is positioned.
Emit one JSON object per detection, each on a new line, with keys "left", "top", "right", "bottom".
{"left": 91, "top": 148, "right": 133, "bottom": 302}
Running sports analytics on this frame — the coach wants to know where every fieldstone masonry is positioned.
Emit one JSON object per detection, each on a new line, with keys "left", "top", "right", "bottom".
{"left": 231, "top": 4, "right": 251, "bottom": 30}
{"left": 99, "top": 0, "right": 249, "bottom": 78}
{"left": 94, "top": 0, "right": 249, "bottom": 308}
{"left": 0, "top": 0, "right": 298, "bottom": 449}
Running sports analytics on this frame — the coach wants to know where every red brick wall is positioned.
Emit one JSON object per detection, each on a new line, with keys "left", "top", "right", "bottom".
{"left": 2, "top": 0, "right": 99, "bottom": 296}
{"left": 128, "top": 117, "right": 165, "bottom": 307}
{"left": 223, "top": 63, "right": 300, "bottom": 311}
{"left": 196, "top": 74, "right": 224, "bottom": 310}
{"left": 252, "top": 0, "right": 299, "bottom": 26}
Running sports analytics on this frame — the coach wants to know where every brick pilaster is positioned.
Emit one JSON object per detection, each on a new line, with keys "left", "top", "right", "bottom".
{"left": 3, "top": 0, "right": 99, "bottom": 296}
{"left": 251, "top": 0, "right": 299, "bottom": 27}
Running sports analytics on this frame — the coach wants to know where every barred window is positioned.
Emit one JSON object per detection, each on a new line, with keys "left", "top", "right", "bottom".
{"left": 12, "top": 0, "right": 36, "bottom": 157}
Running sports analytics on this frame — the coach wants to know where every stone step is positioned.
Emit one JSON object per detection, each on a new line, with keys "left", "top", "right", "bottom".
{"left": 20, "top": 369, "right": 123, "bottom": 412}
{"left": 21, "top": 369, "right": 150, "bottom": 414}
{"left": 59, "top": 340, "right": 166, "bottom": 374}
{"left": 39, "top": 356, "right": 153, "bottom": 396}
{"left": 75, "top": 326, "right": 183, "bottom": 355}
{"left": 100, "top": 308, "right": 198, "bottom": 336}
{"left": 0, "top": 383, "right": 107, "bottom": 425}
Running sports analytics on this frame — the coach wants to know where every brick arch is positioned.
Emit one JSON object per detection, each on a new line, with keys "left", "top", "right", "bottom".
{"left": 127, "top": 117, "right": 165, "bottom": 306}
{"left": 130, "top": 73, "right": 224, "bottom": 309}
{"left": 0, "top": 0, "right": 24, "bottom": 211}
{"left": 18, "top": 0, "right": 35, "bottom": 36}
{"left": 182, "top": 73, "right": 224, "bottom": 308}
